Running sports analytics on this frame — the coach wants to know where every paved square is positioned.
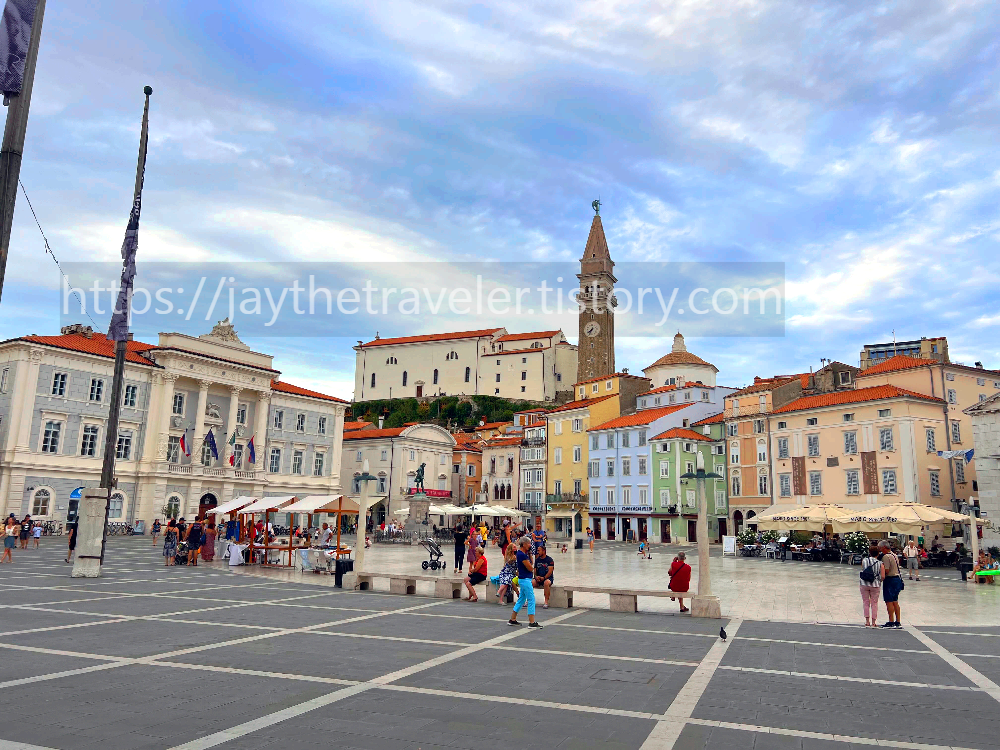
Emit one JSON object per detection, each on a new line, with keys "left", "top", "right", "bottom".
{"left": 1, "top": 537, "right": 999, "bottom": 750}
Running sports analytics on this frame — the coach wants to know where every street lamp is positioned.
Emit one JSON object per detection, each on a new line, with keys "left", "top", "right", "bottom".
{"left": 680, "top": 451, "right": 723, "bottom": 618}
{"left": 350, "top": 459, "right": 379, "bottom": 586}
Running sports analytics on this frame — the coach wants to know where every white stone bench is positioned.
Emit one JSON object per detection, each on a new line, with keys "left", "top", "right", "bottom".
{"left": 354, "top": 572, "right": 464, "bottom": 598}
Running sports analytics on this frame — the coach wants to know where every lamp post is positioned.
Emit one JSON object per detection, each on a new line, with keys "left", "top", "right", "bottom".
{"left": 351, "top": 459, "right": 379, "bottom": 583}
{"left": 681, "top": 451, "right": 723, "bottom": 618}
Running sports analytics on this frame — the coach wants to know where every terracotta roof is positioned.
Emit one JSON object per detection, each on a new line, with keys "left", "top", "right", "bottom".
{"left": 454, "top": 444, "right": 482, "bottom": 453}
{"left": 643, "top": 351, "right": 718, "bottom": 372}
{"left": 590, "top": 403, "right": 692, "bottom": 431}
{"left": 12, "top": 332, "right": 159, "bottom": 367}
{"left": 638, "top": 384, "right": 678, "bottom": 396}
{"left": 342, "top": 427, "right": 407, "bottom": 440}
{"left": 773, "top": 385, "right": 945, "bottom": 414}
{"left": 495, "top": 330, "right": 561, "bottom": 343}
{"left": 729, "top": 376, "right": 798, "bottom": 396}
{"left": 573, "top": 372, "right": 650, "bottom": 388}
{"left": 494, "top": 346, "right": 549, "bottom": 356}
{"left": 477, "top": 421, "right": 512, "bottom": 430}
{"left": 484, "top": 436, "right": 522, "bottom": 448}
{"left": 517, "top": 408, "right": 547, "bottom": 413}
{"left": 270, "top": 380, "right": 348, "bottom": 403}
{"left": 856, "top": 355, "right": 934, "bottom": 377}
{"left": 798, "top": 373, "right": 811, "bottom": 387}
{"left": 547, "top": 394, "right": 617, "bottom": 413}
{"left": 343, "top": 421, "right": 373, "bottom": 432}
{"left": 651, "top": 427, "right": 716, "bottom": 442}
{"left": 692, "top": 412, "right": 725, "bottom": 426}
{"left": 359, "top": 328, "right": 502, "bottom": 348}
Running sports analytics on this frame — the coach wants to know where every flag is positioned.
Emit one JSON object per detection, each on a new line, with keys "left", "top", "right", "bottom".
{"left": 0, "top": 0, "right": 40, "bottom": 97}
{"left": 966, "top": 448, "right": 975, "bottom": 463}
{"left": 228, "top": 431, "right": 237, "bottom": 466}
{"left": 205, "top": 429, "right": 218, "bottom": 461}
{"left": 938, "top": 449, "right": 976, "bottom": 462}
{"left": 247, "top": 435, "right": 256, "bottom": 465}
{"left": 179, "top": 428, "right": 191, "bottom": 457}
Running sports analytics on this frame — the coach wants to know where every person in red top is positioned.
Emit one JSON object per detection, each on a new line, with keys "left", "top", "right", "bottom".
{"left": 668, "top": 551, "right": 692, "bottom": 613}
{"left": 464, "top": 546, "right": 487, "bottom": 602}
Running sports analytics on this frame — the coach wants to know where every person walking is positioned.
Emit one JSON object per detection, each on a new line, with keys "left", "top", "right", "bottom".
{"left": 508, "top": 536, "right": 542, "bottom": 628}
{"left": 1, "top": 516, "right": 16, "bottom": 563}
{"left": 187, "top": 518, "right": 204, "bottom": 567}
{"left": 668, "top": 551, "right": 691, "bottom": 612}
{"left": 859, "top": 544, "right": 884, "bottom": 627}
{"left": 19, "top": 515, "right": 31, "bottom": 549}
{"left": 464, "top": 546, "right": 487, "bottom": 602}
{"left": 64, "top": 520, "right": 77, "bottom": 564}
{"left": 496, "top": 542, "right": 518, "bottom": 605}
{"left": 163, "top": 519, "right": 179, "bottom": 566}
{"left": 151, "top": 519, "right": 161, "bottom": 546}
{"left": 201, "top": 519, "right": 217, "bottom": 562}
{"left": 587, "top": 526, "right": 594, "bottom": 552}
{"left": 453, "top": 523, "right": 468, "bottom": 573}
{"left": 32, "top": 523, "right": 42, "bottom": 549}
{"left": 878, "top": 540, "right": 903, "bottom": 628}
{"left": 533, "top": 545, "right": 554, "bottom": 609}
{"left": 904, "top": 538, "right": 920, "bottom": 581}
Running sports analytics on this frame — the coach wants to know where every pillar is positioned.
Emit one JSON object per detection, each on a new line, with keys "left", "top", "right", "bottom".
{"left": 224, "top": 386, "right": 242, "bottom": 465}
{"left": 253, "top": 390, "right": 270, "bottom": 471}
{"left": 192, "top": 379, "right": 210, "bottom": 464}
{"left": 156, "top": 373, "right": 178, "bottom": 461}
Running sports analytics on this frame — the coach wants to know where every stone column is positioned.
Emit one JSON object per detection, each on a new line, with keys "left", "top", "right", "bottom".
{"left": 192, "top": 380, "right": 211, "bottom": 464}
{"left": 224, "top": 386, "right": 242, "bottom": 467}
{"left": 253, "top": 390, "right": 270, "bottom": 470}
{"left": 691, "top": 451, "right": 722, "bottom": 618}
{"left": 156, "top": 373, "right": 178, "bottom": 461}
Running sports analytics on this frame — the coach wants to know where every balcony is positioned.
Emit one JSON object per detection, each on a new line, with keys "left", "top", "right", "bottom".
{"left": 520, "top": 498, "right": 544, "bottom": 513}
{"left": 521, "top": 437, "right": 546, "bottom": 447}
{"left": 546, "top": 493, "right": 586, "bottom": 505}
{"left": 167, "top": 464, "right": 192, "bottom": 475}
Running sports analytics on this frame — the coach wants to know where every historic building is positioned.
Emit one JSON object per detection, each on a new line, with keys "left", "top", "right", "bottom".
{"left": 859, "top": 336, "right": 948, "bottom": 371}
{"left": 577, "top": 205, "right": 616, "bottom": 383}
{"left": 451, "top": 433, "right": 482, "bottom": 507}
{"left": 642, "top": 333, "right": 719, "bottom": 389}
{"left": 481, "top": 434, "right": 521, "bottom": 510}
{"left": 966, "top": 393, "right": 1000, "bottom": 548}
{"left": 0, "top": 322, "right": 348, "bottom": 527}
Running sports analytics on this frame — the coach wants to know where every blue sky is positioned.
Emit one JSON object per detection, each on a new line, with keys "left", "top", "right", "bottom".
{"left": 1, "top": 0, "right": 999, "bottom": 399}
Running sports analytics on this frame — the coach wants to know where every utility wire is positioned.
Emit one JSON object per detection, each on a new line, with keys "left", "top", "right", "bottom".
{"left": 18, "top": 179, "right": 100, "bottom": 330}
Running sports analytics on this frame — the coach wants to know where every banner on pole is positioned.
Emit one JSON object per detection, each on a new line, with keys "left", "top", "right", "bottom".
{"left": 0, "top": 0, "right": 38, "bottom": 96}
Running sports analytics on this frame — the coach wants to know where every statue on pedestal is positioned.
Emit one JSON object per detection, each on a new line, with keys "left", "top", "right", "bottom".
{"left": 414, "top": 463, "right": 426, "bottom": 493}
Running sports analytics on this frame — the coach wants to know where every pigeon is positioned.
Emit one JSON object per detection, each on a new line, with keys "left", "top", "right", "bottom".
{"left": 719, "top": 626, "right": 727, "bottom": 641}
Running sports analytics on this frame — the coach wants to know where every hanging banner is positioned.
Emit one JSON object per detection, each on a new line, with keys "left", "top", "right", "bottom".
{"left": 861, "top": 451, "right": 879, "bottom": 495}
{"left": 0, "top": 0, "right": 38, "bottom": 96}
{"left": 791, "top": 456, "right": 806, "bottom": 496}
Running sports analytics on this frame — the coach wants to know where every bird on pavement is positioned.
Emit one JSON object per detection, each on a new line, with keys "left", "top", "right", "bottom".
{"left": 719, "top": 626, "right": 727, "bottom": 641}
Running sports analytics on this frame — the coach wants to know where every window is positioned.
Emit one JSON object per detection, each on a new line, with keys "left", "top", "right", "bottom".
{"left": 51, "top": 372, "right": 67, "bottom": 396}
{"left": 354, "top": 449, "right": 363, "bottom": 462}
{"left": 684, "top": 391, "right": 692, "bottom": 401}
{"left": 879, "top": 428, "right": 894, "bottom": 451}
{"left": 682, "top": 442, "right": 693, "bottom": 453}
{"left": 579, "top": 387, "right": 585, "bottom": 399}
{"left": 166, "top": 435, "right": 181, "bottom": 464}
{"left": 702, "top": 390, "right": 709, "bottom": 401}
{"left": 808, "top": 471, "right": 822, "bottom": 496}
{"left": 638, "top": 430, "right": 647, "bottom": 446}
{"left": 881, "top": 469, "right": 897, "bottom": 494}
{"left": 730, "top": 443, "right": 740, "bottom": 464}
{"left": 453, "top": 463, "right": 459, "bottom": 474}
{"left": 31, "top": 488, "right": 50, "bottom": 516}
{"left": 201, "top": 443, "right": 214, "bottom": 467}
{"left": 606, "top": 380, "right": 613, "bottom": 390}
{"left": 554, "top": 420, "right": 563, "bottom": 436}
{"left": 926, "top": 428, "right": 936, "bottom": 452}
{"left": 294, "top": 413, "right": 305, "bottom": 432}
{"left": 843, "top": 413, "right": 855, "bottom": 423}
{"left": 877, "top": 408, "right": 891, "bottom": 418}
{"left": 41, "top": 421, "right": 61, "bottom": 453}
{"left": 0, "top": 367, "right": 7, "bottom": 393}
{"left": 468, "top": 464, "right": 476, "bottom": 477}
{"left": 377, "top": 475, "right": 387, "bottom": 493}
{"left": 930, "top": 470, "right": 941, "bottom": 496}
{"left": 806, "top": 417, "right": 818, "bottom": 426}
{"left": 659, "top": 488, "right": 671, "bottom": 507}
{"left": 90, "top": 378, "right": 104, "bottom": 403}
{"left": 124, "top": 384, "right": 137, "bottom": 408}
{"left": 713, "top": 445, "right": 724, "bottom": 455}
{"left": 727, "top": 423, "right": 737, "bottom": 437}
{"left": 588, "top": 459, "right": 599, "bottom": 477}
{"left": 116, "top": 431, "right": 132, "bottom": 460}
{"left": 605, "top": 433, "right": 615, "bottom": 449}
{"left": 731, "top": 473, "right": 741, "bottom": 496}
{"left": 757, "top": 440, "right": 767, "bottom": 462}
{"left": 268, "top": 447, "right": 281, "bottom": 473}
{"left": 669, "top": 394, "right": 676, "bottom": 403}
{"left": 951, "top": 421, "right": 961, "bottom": 443}
{"left": 955, "top": 460, "right": 966, "bottom": 483}
{"left": 590, "top": 434, "right": 598, "bottom": 450}
{"left": 237, "top": 403, "right": 248, "bottom": 425}
{"left": 753, "top": 419, "right": 764, "bottom": 434}
{"left": 109, "top": 493, "right": 124, "bottom": 519}
{"left": 165, "top": 495, "right": 181, "bottom": 518}
{"left": 847, "top": 469, "right": 861, "bottom": 495}
{"left": 759, "top": 395, "right": 767, "bottom": 410}
{"left": 572, "top": 445, "right": 582, "bottom": 463}
{"left": 313, "top": 452, "right": 324, "bottom": 476}
{"left": 591, "top": 383, "right": 599, "bottom": 394}
{"left": 607, "top": 489, "right": 615, "bottom": 505}
{"left": 403, "top": 371, "right": 409, "bottom": 386}
{"left": 80, "top": 425, "right": 99, "bottom": 457}
{"left": 946, "top": 372, "right": 955, "bottom": 381}
{"left": 777, "top": 421, "right": 787, "bottom": 429}
{"left": 273, "top": 410, "right": 284, "bottom": 429}
{"left": 777, "top": 437, "right": 789, "bottom": 459}
{"left": 431, "top": 368, "right": 439, "bottom": 385}
{"left": 622, "top": 487, "right": 631, "bottom": 505}
{"left": 732, "top": 399, "right": 739, "bottom": 410}
{"left": 622, "top": 431, "right": 630, "bottom": 448}
{"left": 779, "top": 474, "right": 791, "bottom": 497}
{"left": 659, "top": 461, "right": 669, "bottom": 478}
{"left": 318, "top": 416, "right": 326, "bottom": 435}
{"left": 371, "top": 373, "right": 376, "bottom": 388}
{"left": 844, "top": 431, "right": 857, "bottom": 455}
{"left": 554, "top": 447, "right": 562, "bottom": 465}
{"left": 380, "top": 449, "right": 388, "bottom": 461}
{"left": 660, "top": 442, "right": 671, "bottom": 453}
{"left": 807, "top": 434, "right": 820, "bottom": 457}
{"left": 409, "top": 450, "right": 416, "bottom": 461}
{"left": 386, "top": 356, "right": 397, "bottom": 365}
{"left": 758, "top": 474, "right": 768, "bottom": 495}
{"left": 638, "top": 457, "right": 647, "bottom": 475}
{"left": 622, "top": 458, "right": 631, "bottom": 476}
{"left": 839, "top": 371, "right": 851, "bottom": 385}
{"left": 464, "top": 367, "right": 471, "bottom": 383}
{"left": 947, "top": 389, "right": 957, "bottom": 404}
{"left": 606, "top": 459, "right": 615, "bottom": 477}
{"left": 572, "top": 419, "right": 582, "bottom": 432}
{"left": 233, "top": 443, "right": 244, "bottom": 468}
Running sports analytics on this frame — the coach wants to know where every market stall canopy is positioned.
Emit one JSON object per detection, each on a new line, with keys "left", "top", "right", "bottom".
{"left": 436, "top": 504, "right": 466, "bottom": 514}
{"left": 831, "top": 502, "right": 986, "bottom": 533}
{"left": 238, "top": 496, "right": 297, "bottom": 514}
{"left": 466, "top": 504, "right": 502, "bottom": 517}
{"left": 545, "top": 508, "right": 580, "bottom": 519}
{"left": 208, "top": 496, "right": 256, "bottom": 516}
{"left": 755, "top": 504, "right": 852, "bottom": 531}
{"left": 285, "top": 495, "right": 360, "bottom": 514}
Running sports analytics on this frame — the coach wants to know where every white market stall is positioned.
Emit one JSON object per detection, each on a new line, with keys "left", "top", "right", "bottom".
{"left": 238, "top": 496, "right": 298, "bottom": 566}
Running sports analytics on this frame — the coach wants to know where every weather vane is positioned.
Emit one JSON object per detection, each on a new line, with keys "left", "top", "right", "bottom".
{"left": 592, "top": 198, "right": 601, "bottom": 215}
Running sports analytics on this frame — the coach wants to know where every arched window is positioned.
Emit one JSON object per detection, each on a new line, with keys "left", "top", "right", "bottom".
{"left": 109, "top": 492, "right": 125, "bottom": 519}
{"left": 165, "top": 494, "right": 182, "bottom": 519}
{"left": 31, "top": 488, "right": 51, "bottom": 516}
{"left": 385, "top": 356, "right": 397, "bottom": 365}
{"left": 402, "top": 371, "right": 407, "bottom": 386}
{"left": 494, "top": 484, "right": 500, "bottom": 500}
{"left": 464, "top": 367, "right": 470, "bottom": 383}
{"left": 433, "top": 369, "right": 439, "bottom": 385}
{"left": 371, "top": 372, "right": 376, "bottom": 388}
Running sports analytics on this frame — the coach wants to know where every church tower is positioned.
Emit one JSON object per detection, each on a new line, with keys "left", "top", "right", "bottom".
{"left": 576, "top": 200, "right": 616, "bottom": 384}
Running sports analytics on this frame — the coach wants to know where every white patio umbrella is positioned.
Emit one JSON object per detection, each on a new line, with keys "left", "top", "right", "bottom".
{"left": 755, "top": 504, "right": 853, "bottom": 531}
{"left": 831, "top": 502, "right": 986, "bottom": 534}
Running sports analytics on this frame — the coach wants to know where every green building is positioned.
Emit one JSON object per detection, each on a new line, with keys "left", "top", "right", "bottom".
{"left": 650, "top": 414, "right": 728, "bottom": 543}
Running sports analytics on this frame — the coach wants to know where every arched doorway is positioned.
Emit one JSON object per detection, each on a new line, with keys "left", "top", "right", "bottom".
{"left": 733, "top": 510, "right": 744, "bottom": 534}
{"left": 198, "top": 493, "right": 218, "bottom": 520}
{"left": 747, "top": 510, "right": 757, "bottom": 531}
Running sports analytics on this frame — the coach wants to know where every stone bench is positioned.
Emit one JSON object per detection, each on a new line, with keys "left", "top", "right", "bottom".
{"left": 354, "top": 572, "right": 464, "bottom": 598}
{"left": 567, "top": 585, "right": 700, "bottom": 613}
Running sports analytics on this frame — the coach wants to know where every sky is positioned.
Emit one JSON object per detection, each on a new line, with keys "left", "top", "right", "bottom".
{"left": 1, "top": 0, "right": 999, "bottom": 400}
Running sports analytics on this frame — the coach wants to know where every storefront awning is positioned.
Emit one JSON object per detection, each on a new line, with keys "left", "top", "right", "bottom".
{"left": 545, "top": 509, "right": 579, "bottom": 519}
{"left": 238, "top": 496, "right": 297, "bottom": 514}
{"left": 285, "top": 495, "right": 360, "bottom": 514}
{"left": 208, "top": 496, "right": 256, "bottom": 516}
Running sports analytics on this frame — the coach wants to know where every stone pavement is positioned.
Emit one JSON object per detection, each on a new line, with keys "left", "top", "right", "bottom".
{"left": 1, "top": 538, "right": 999, "bottom": 750}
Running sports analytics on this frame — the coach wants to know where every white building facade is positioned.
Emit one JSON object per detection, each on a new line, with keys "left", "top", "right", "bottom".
{"left": 966, "top": 393, "right": 1000, "bottom": 548}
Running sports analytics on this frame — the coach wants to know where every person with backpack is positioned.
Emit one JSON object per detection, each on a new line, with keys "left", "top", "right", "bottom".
{"left": 859, "top": 544, "right": 884, "bottom": 627}
{"left": 186, "top": 518, "right": 204, "bottom": 567}
{"left": 878, "top": 540, "right": 904, "bottom": 628}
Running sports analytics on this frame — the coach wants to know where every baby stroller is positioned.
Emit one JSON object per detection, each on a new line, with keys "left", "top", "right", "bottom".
{"left": 174, "top": 540, "right": 190, "bottom": 566}
{"left": 419, "top": 538, "right": 445, "bottom": 570}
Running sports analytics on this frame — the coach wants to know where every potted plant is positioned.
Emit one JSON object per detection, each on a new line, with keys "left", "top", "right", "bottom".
{"left": 736, "top": 529, "right": 757, "bottom": 547}
{"left": 844, "top": 531, "right": 870, "bottom": 554}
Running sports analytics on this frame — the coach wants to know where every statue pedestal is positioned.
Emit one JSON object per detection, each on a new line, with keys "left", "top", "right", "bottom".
{"left": 691, "top": 595, "right": 722, "bottom": 619}
{"left": 404, "top": 494, "right": 430, "bottom": 531}
{"left": 72, "top": 486, "right": 109, "bottom": 578}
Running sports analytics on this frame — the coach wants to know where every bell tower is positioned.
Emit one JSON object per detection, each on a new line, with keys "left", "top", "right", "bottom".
{"left": 576, "top": 200, "right": 616, "bottom": 384}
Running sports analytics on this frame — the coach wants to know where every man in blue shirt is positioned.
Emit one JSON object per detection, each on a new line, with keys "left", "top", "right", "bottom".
{"left": 533, "top": 545, "right": 555, "bottom": 609}
{"left": 508, "top": 536, "right": 542, "bottom": 628}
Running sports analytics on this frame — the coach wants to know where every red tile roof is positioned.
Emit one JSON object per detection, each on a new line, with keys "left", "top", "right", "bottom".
{"left": 360, "top": 329, "right": 502, "bottom": 348}
{"left": 494, "top": 330, "right": 561, "bottom": 343}
{"left": 590, "top": 403, "right": 692, "bottom": 431}
{"left": 342, "top": 427, "right": 407, "bottom": 440}
{"left": 730, "top": 375, "right": 799, "bottom": 396}
{"left": 343, "top": 421, "right": 374, "bottom": 432}
{"left": 691, "top": 412, "right": 725, "bottom": 426}
{"left": 644, "top": 351, "right": 718, "bottom": 372}
{"left": 651, "top": 427, "right": 715, "bottom": 442}
{"left": 857, "top": 355, "right": 934, "bottom": 377}
{"left": 773, "top": 385, "right": 945, "bottom": 414}
{"left": 547, "top": 394, "right": 617, "bottom": 413}
{"left": 477, "top": 421, "right": 512, "bottom": 431}
{"left": 573, "top": 372, "right": 651, "bottom": 388}
{"left": 14, "top": 332, "right": 159, "bottom": 366}
{"left": 638, "top": 384, "right": 678, "bottom": 396}
{"left": 484, "top": 436, "right": 523, "bottom": 448}
{"left": 270, "top": 380, "right": 348, "bottom": 403}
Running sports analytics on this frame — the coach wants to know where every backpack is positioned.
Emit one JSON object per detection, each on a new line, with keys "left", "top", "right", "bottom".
{"left": 860, "top": 558, "right": 879, "bottom": 583}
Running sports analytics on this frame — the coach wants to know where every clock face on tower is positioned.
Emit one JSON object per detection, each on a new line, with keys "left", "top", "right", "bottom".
{"left": 583, "top": 321, "right": 601, "bottom": 338}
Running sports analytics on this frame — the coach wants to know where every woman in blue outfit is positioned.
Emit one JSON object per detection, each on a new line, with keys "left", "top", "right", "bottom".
{"left": 508, "top": 536, "right": 542, "bottom": 628}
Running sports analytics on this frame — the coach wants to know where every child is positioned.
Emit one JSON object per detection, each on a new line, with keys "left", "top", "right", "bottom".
{"left": 638, "top": 540, "right": 651, "bottom": 559}
{"left": 32, "top": 523, "right": 42, "bottom": 548}
{"left": 560, "top": 544, "right": 568, "bottom": 554}
{"left": 495, "top": 543, "right": 519, "bottom": 605}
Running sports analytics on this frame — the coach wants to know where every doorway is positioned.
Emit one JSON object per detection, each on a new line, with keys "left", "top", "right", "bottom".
{"left": 717, "top": 518, "right": 728, "bottom": 542}
{"left": 607, "top": 518, "right": 616, "bottom": 541}
{"left": 747, "top": 510, "right": 757, "bottom": 530}
{"left": 594, "top": 520, "right": 602, "bottom": 540}
{"left": 687, "top": 519, "right": 697, "bottom": 542}
{"left": 660, "top": 520, "right": 671, "bottom": 543}
{"left": 621, "top": 517, "right": 632, "bottom": 542}
{"left": 198, "top": 493, "right": 218, "bottom": 520}
{"left": 637, "top": 518, "right": 647, "bottom": 542}
{"left": 733, "top": 510, "right": 743, "bottom": 534}
{"left": 416, "top": 385, "right": 423, "bottom": 397}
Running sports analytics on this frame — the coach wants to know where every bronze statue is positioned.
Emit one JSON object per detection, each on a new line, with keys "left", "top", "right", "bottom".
{"left": 592, "top": 198, "right": 601, "bottom": 215}
{"left": 414, "top": 462, "right": 426, "bottom": 492}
